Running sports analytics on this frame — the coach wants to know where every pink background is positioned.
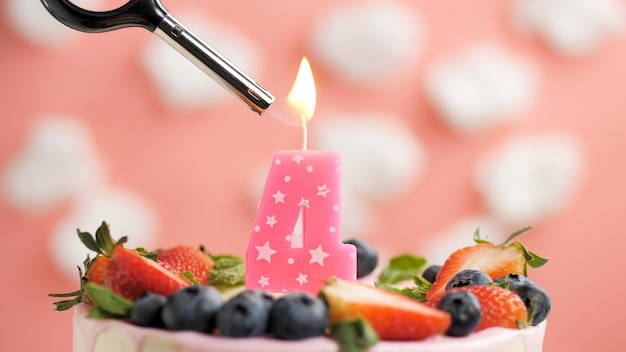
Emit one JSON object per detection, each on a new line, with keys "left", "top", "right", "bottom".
{"left": 1, "top": 0, "right": 625, "bottom": 351}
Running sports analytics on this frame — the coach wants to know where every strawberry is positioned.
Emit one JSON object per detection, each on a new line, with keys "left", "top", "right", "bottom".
{"left": 426, "top": 227, "right": 548, "bottom": 301}
{"left": 104, "top": 246, "right": 191, "bottom": 301}
{"left": 430, "top": 285, "right": 528, "bottom": 331}
{"left": 157, "top": 245, "right": 214, "bottom": 285}
{"left": 320, "top": 279, "right": 451, "bottom": 340}
{"left": 49, "top": 222, "right": 125, "bottom": 310}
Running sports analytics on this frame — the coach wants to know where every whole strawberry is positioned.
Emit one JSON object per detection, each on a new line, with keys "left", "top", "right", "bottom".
{"left": 157, "top": 245, "right": 214, "bottom": 285}
{"left": 49, "top": 222, "right": 124, "bottom": 310}
{"left": 321, "top": 280, "right": 451, "bottom": 340}
{"left": 426, "top": 227, "right": 548, "bottom": 301}
{"left": 104, "top": 246, "right": 191, "bottom": 301}
{"left": 431, "top": 285, "right": 528, "bottom": 331}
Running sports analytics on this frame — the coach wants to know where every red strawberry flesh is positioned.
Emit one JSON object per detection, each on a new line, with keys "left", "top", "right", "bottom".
{"left": 322, "top": 280, "right": 451, "bottom": 340}
{"left": 426, "top": 243, "right": 525, "bottom": 301}
{"left": 157, "top": 245, "right": 214, "bottom": 285}
{"left": 104, "top": 246, "right": 191, "bottom": 301}
{"left": 430, "top": 285, "right": 528, "bottom": 331}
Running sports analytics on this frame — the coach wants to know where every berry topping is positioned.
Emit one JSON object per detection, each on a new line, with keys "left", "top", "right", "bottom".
{"left": 422, "top": 265, "right": 441, "bottom": 284}
{"left": 344, "top": 238, "right": 378, "bottom": 278}
{"left": 161, "top": 285, "right": 224, "bottom": 333}
{"left": 321, "top": 279, "right": 451, "bottom": 340}
{"left": 269, "top": 291, "right": 329, "bottom": 340}
{"left": 445, "top": 269, "right": 493, "bottom": 290}
{"left": 216, "top": 289, "right": 273, "bottom": 337}
{"left": 130, "top": 293, "right": 167, "bottom": 328}
{"left": 426, "top": 227, "right": 548, "bottom": 301}
{"left": 104, "top": 246, "right": 191, "bottom": 301}
{"left": 432, "top": 285, "right": 528, "bottom": 331}
{"left": 495, "top": 274, "right": 551, "bottom": 326}
{"left": 157, "top": 245, "right": 215, "bottom": 285}
{"left": 436, "top": 290, "right": 482, "bottom": 337}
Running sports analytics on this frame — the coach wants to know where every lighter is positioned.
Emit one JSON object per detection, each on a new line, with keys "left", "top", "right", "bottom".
{"left": 40, "top": 0, "right": 275, "bottom": 115}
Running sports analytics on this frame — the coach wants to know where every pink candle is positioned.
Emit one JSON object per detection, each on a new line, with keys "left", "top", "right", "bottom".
{"left": 245, "top": 58, "right": 356, "bottom": 294}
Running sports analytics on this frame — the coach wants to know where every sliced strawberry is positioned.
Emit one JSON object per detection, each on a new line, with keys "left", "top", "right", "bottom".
{"left": 104, "top": 246, "right": 191, "bottom": 301}
{"left": 430, "top": 285, "right": 528, "bottom": 331}
{"left": 426, "top": 227, "right": 548, "bottom": 301}
{"left": 157, "top": 245, "right": 214, "bottom": 285}
{"left": 321, "top": 280, "right": 451, "bottom": 340}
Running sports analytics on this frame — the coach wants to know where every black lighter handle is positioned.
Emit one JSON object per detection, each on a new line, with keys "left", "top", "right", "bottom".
{"left": 40, "top": 0, "right": 167, "bottom": 33}
{"left": 39, "top": 0, "right": 275, "bottom": 115}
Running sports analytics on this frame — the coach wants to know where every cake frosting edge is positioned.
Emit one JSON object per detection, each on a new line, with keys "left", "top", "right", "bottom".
{"left": 74, "top": 304, "right": 546, "bottom": 352}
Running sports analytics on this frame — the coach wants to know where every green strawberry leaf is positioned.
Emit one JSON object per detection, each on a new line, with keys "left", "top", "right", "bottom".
{"left": 375, "top": 274, "right": 431, "bottom": 302}
{"left": 209, "top": 255, "right": 245, "bottom": 287}
{"left": 77, "top": 230, "right": 101, "bottom": 254}
{"left": 515, "top": 242, "right": 549, "bottom": 269}
{"left": 83, "top": 283, "right": 134, "bottom": 318}
{"left": 87, "top": 306, "right": 127, "bottom": 319}
{"left": 135, "top": 247, "right": 159, "bottom": 261}
{"left": 95, "top": 222, "right": 113, "bottom": 253}
{"left": 377, "top": 254, "right": 427, "bottom": 284}
{"left": 77, "top": 221, "right": 127, "bottom": 257}
{"left": 48, "top": 290, "right": 84, "bottom": 311}
{"left": 330, "top": 318, "right": 379, "bottom": 352}
{"left": 472, "top": 227, "right": 492, "bottom": 244}
{"left": 182, "top": 271, "right": 199, "bottom": 285}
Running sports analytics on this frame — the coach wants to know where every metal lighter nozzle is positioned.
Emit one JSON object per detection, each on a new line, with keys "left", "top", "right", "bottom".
{"left": 154, "top": 14, "right": 275, "bottom": 115}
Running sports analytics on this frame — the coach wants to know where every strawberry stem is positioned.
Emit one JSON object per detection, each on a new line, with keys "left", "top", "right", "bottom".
{"left": 502, "top": 226, "right": 533, "bottom": 246}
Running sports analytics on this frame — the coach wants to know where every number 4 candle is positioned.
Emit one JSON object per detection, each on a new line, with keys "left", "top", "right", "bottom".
{"left": 245, "top": 58, "right": 357, "bottom": 294}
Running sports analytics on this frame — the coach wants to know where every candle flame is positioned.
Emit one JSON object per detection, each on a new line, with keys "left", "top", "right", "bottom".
{"left": 287, "top": 57, "right": 316, "bottom": 122}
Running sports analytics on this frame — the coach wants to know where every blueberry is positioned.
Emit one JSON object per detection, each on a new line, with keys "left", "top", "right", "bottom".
{"left": 445, "top": 269, "right": 492, "bottom": 290}
{"left": 217, "top": 289, "right": 273, "bottom": 337}
{"left": 269, "top": 291, "right": 328, "bottom": 340}
{"left": 130, "top": 293, "right": 167, "bottom": 328}
{"left": 161, "top": 285, "right": 223, "bottom": 332}
{"left": 344, "top": 238, "right": 378, "bottom": 278}
{"left": 495, "top": 274, "right": 551, "bottom": 326}
{"left": 422, "top": 265, "right": 442, "bottom": 283}
{"left": 437, "top": 290, "right": 482, "bottom": 337}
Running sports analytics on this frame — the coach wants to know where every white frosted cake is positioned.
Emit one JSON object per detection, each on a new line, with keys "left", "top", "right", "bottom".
{"left": 53, "top": 223, "right": 550, "bottom": 352}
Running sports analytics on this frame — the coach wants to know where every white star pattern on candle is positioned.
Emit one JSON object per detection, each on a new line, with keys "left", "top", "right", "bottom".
{"left": 258, "top": 275, "right": 270, "bottom": 288}
{"left": 298, "top": 198, "right": 310, "bottom": 208}
{"left": 309, "top": 244, "right": 330, "bottom": 266}
{"left": 265, "top": 215, "right": 277, "bottom": 227}
{"left": 256, "top": 241, "right": 277, "bottom": 263}
{"left": 272, "top": 190, "right": 285, "bottom": 204}
{"left": 296, "top": 273, "right": 308, "bottom": 286}
{"left": 292, "top": 154, "right": 306, "bottom": 164}
{"left": 317, "top": 184, "right": 330, "bottom": 197}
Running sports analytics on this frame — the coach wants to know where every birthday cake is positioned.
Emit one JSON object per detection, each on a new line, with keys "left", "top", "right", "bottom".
{"left": 52, "top": 222, "right": 550, "bottom": 352}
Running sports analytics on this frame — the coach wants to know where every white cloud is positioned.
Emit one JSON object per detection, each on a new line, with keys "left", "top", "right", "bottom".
{"left": 314, "top": 113, "right": 425, "bottom": 202}
{"left": 5, "top": 0, "right": 103, "bottom": 47}
{"left": 2, "top": 116, "right": 107, "bottom": 212}
{"left": 475, "top": 132, "right": 584, "bottom": 225}
{"left": 310, "top": 0, "right": 424, "bottom": 84}
{"left": 513, "top": 0, "right": 626, "bottom": 56}
{"left": 425, "top": 43, "right": 539, "bottom": 133}
{"left": 142, "top": 13, "right": 263, "bottom": 110}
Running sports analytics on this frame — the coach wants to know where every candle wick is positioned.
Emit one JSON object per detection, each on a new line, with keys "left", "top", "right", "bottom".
{"left": 301, "top": 114, "right": 308, "bottom": 151}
